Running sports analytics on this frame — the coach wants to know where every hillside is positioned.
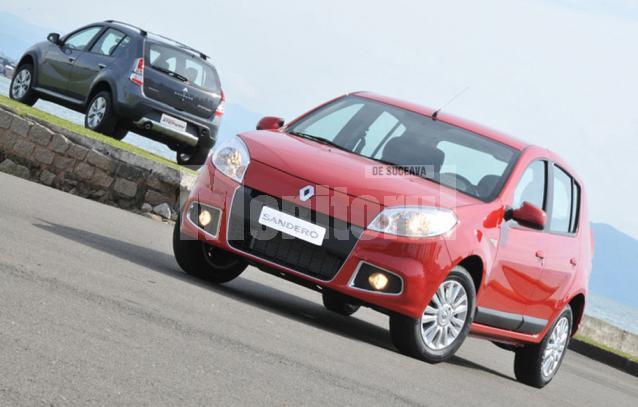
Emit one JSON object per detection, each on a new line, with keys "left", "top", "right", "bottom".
{"left": 590, "top": 223, "right": 638, "bottom": 309}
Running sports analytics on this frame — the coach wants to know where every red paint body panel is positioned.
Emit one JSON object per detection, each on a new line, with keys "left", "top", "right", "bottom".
{"left": 182, "top": 93, "right": 592, "bottom": 347}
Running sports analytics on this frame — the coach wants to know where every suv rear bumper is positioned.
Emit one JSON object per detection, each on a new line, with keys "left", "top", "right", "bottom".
{"left": 114, "top": 81, "right": 218, "bottom": 150}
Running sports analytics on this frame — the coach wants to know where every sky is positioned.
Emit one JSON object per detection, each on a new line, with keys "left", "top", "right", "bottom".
{"left": 1, "top": 0, "right": 637, "bottom": 239}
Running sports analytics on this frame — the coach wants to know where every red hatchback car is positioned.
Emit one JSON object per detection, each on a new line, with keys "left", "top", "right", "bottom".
{"left": 173, "top": 92, "right": 592, "bottom": 388}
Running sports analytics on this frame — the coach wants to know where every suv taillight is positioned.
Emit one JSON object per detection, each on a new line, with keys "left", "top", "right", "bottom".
{"left": 215, "top": 90, "right": 225, "bottom": 117}
{"left": 130, "top": 58, "right": 144, "bottom": 87}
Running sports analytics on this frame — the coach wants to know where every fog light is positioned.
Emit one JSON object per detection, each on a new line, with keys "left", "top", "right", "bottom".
{"left": 198, "top": 210, "right": 213, "bottom": 227}
{"left": 368, "top": 272, "right": 389, "bottom": 291}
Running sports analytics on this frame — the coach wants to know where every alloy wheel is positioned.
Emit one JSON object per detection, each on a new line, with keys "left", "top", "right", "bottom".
{"left": 541, "top": 317, "right": 569, "bottom": 378}
{"left": 420, "top": 280, "right": 469, "bottom": 350}
{"left": 87, "top": 96, "right": 107, "bottom": 129}
{"left": 11, "top": 69, "right": 31, "bottom": 99}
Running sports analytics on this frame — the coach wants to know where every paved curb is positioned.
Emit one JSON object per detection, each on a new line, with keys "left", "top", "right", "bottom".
{"left": 569, "top": 339, "right": 638, "bottom": 377}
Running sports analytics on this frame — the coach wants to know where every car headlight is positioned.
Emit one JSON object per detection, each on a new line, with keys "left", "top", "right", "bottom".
{"left": 368, "top": 207, "right": 458, "bottom": 237}
{"left": 211, "top": 135, "right": 250, "bottom": 183}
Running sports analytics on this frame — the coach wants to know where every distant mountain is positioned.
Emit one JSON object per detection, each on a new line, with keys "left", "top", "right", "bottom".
{"left": 0, "top": 12, "right": 50, "bottom": 60}
{"left": 590, "top": 223, "right": 638, "bottom": 309}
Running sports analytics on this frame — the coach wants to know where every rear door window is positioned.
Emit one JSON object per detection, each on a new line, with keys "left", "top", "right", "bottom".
{"left": 90, "top": 28, "right": 127, "bottom": 56}
{"left": 550, "top": 165, "right": 580, "bottom": 234}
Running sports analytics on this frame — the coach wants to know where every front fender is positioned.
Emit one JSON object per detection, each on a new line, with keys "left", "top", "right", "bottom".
{"left": 16, "top": 42, "right": 48, "bottom": 86}
{"left": 444, "top": 203, "right": 505, "bottom": 296}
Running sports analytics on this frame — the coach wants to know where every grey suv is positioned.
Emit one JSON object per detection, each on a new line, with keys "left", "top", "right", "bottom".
{"left": 9, "top": 21, "right": 224, "bottom": 168}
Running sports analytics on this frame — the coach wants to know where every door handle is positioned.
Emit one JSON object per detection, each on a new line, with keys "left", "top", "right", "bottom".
{"left": 535, "top": 250, "right": 545, "bottom": 260}
{"left": 98, "top": 64, "right": 106, "bottom": 70}
{"left": 570, "top": 258, "right": 577, "bottom": 266}
{"left": 68, "top": 57, "right": 76, "bottom": 63}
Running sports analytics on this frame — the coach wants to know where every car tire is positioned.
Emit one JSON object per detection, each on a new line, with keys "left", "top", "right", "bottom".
{"left": 85, "top": 91, "right": 122, "bottom": 138}
{"left": 176, "top": 146, "right": 211, "bottom": 169}
{"left": 322, "top": 289, "right": 360, "bottom": 316}
{"left": 9, "top": 64, "right": 38, "bottom": 106}
{"left": 514, "top": 306, "right": 573, "bottom": 388}
{"left": 172, "top": 213, "right": 247, "bottom": 283}
{"left": 111, "top": 124, "right": 129, "bottom": 141}
{"left": 390, "top": 265, "right": 476, "bottom": 363}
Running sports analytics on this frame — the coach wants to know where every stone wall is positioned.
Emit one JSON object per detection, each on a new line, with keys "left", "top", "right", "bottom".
{"left": 579, "top": 316, "right": 638, "bottom": 358}
{"left": 0, "top": 106, "right": 196, "bottom": 220}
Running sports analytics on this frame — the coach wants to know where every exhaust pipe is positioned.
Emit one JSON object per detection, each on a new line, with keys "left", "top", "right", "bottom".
{"left": 133, "top": 118, "right": 199, "bottom": 147}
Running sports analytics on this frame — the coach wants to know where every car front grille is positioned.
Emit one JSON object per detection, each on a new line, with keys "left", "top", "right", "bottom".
{"left": 227, "top": 186, "right": 363, "bottom": 281}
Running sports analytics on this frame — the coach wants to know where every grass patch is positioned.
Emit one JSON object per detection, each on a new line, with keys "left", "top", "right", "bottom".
{"left": 574, "top": 334, "right": 638, "bottom": 363}
{"left": 0, "top": 95, "right": 193, "bottom": 173}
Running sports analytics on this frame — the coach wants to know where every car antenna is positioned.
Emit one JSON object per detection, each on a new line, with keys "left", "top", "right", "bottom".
{"left": 431, "top": 86, "right": 471, "bottom": 121}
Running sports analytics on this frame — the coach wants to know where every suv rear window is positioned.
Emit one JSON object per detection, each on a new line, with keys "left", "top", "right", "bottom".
{"left": 146, "top": 43, "right": 221, "bottom": 93}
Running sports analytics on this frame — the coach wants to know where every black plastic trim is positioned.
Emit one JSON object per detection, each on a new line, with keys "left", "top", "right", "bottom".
{"left": 475, "top": 307, "right": 547, "bottom": 334}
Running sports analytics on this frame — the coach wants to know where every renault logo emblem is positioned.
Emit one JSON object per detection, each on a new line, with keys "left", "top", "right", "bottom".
{"left": 299, "top": 185, "right": 315, "bottom": 202}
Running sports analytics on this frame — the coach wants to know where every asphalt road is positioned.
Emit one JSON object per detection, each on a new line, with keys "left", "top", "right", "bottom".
{"left": 0, "top": 172, "right": 636, "bottom": 406}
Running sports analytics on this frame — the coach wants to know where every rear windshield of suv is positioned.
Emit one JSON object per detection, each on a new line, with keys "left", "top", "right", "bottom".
{"left": 288, "top": 96, "right": 520, "bottom": 201}
{"left": 146, "top": 43, "right": 221, "bottom": 93}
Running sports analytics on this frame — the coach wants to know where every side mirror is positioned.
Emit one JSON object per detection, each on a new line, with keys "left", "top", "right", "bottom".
{"left": 47, "top": 33, "right": 61, "bottom": 45}
{"left": 509, "top": 201, "right": 547, "bottom": 230}
{"left": 256, "top": 116, "right": 284, "bottom": 131}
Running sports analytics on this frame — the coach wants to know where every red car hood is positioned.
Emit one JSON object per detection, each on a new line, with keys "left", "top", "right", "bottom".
{"left": 240, "top": 131, "right": 479, "bottom": 209}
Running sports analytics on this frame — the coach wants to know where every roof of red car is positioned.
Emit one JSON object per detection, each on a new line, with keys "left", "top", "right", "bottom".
{"left": 353, "top": 91, "right": 531, "bottom": 151}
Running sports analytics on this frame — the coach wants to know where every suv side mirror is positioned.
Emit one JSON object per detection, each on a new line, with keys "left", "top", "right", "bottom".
{"left": 47, "top": 33, "right": 62, "bottom": 45}
{"left": 509, "top": 202, "right": 547, "bottom": 230}
{"left": 256, "top": 116, "right": 284, "bottom": 130}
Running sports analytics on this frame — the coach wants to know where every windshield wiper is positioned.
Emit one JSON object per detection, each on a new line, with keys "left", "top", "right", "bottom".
{"left": 151, "top": 65, "right": 188, "bottom": 82}
{"left": 288, "top": 132, "right": 350, "bottom": 151}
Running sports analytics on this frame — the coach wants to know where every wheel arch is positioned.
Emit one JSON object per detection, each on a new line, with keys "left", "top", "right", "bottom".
{"left": 86, "top": 80, "right": 116, "bottom": 108}
{"left": 457, "top": 255, "right": 485, "bottom": 297}
{"left": 568, "top": 293, "right": 586, "bottom": 335}
{"left": 16, "top": 53, "right": 38, "bottom": 82}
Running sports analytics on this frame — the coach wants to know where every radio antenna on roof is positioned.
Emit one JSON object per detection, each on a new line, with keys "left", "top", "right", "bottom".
{"left": 431, "top": 86, "right": 471, "bottom": 120}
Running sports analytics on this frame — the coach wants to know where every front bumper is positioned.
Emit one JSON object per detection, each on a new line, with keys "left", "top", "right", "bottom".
{"left": 180, "top": 164, "right": 454, "bottom": 319}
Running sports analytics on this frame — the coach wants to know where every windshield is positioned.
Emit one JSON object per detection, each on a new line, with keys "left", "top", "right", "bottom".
{"left": 288, "top": 96, "right": 520, "bottom": 201}
{"left": 146, "top": 43, "right": 221, "bottom": 92}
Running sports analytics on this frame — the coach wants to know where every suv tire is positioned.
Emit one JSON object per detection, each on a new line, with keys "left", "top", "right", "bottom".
{"left": 173, "top": 214, "right": 247, "bottom": 283}
{"left": 322, "top": 289, "right": 360, "bottom": 316}
{"left": 85, "top": 91, "right": 122, "bottom": 138}
{"left": 514, "top": 306, "right": 573, "bottom": 388}
{"left": 9, "top": 64, "right": 38, "bottom": 106}
{"left": 177, "top": 146, "right": 211, "bottom": 169}
{"left": 390, "top": 265, "right": 476, "bottom": 363}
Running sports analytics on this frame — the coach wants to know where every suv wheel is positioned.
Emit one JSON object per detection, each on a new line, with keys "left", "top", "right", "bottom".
{"left": 9, "top": 64, "right": 38, "bottom": 106}
{"left": 322, "top": 289, "right": 360, "bottom": 316}
{"left": 176, "top": 147, "right": 211, "bottom": 169}
{"left": 390, "top": 265, "right": 476, "bottom": 363}
{"left": 514, "top": 306, "right": 572, "bottom": 388}
{"left": 85, "top": 91, "right": 122, "bottom": 138}
{"left": 173, "top": 214, "right": 247, "bottom": 283}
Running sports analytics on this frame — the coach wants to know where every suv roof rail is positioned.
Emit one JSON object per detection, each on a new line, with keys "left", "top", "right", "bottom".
{"left": 148, "top": 33, "right": 209, "bottom": 60}
{"left": 104, "top": 20, "right": 209, "bottom": 61}
{"left": 104, "top": 20, "right": 148, "bottom": 36}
